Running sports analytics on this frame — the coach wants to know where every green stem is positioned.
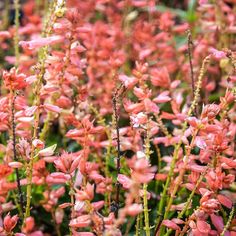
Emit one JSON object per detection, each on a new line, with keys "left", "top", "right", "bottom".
{"left": 68, "top": 177, "right": 75, "bottom": 236}
{"left": 143, "top": 122, "right": 151, "bottom": 236}
{"left": 23, "top": 0, "right": 62, "bottom": 225}
{"left": 143, "top": 183, "right": 150, "bottom": 236}
{"left": 14, "top": 0, "right": 20, "bottom": 67}
{"left": 156, "top": 55, "right": 211, "bottom": 234}
{"left": 164, "top": 167, "right": 209, "bottom": 236}
{"left": 135, "top": 213, "right": 141, "bottom": 236}
{"left": 220, "top": 206, "right": 235, "bottom": 236}
{"left": 163, "top": 130, "right": 198, "bottom": 220}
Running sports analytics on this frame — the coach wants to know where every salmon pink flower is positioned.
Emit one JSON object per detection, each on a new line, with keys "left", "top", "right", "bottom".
{"left": 210, "top": 214, "right": 224, "bottom": 234}
{"left": 32, "top": 139, "right": 44, "bottom": 149}
{"left": 23, "top": 217, "right": 35, "bottom": 233}
{"left": 130, "top": 112, "right": 147, "bottom": 128}
{"left": 217, "top": 194, "right": 232, "bottom": 209}
{"left": 3, "top": 214, "right": 18, "bottom": 232}
{"left": 43, "top": 104, "right": 62, "bottom": 113}
{"left": 8, "top": 161, "right": 23, "bottom": 169}
{"left": 199, "top": 0, "right": 208, "bottom": 5}
{"left": 126, "top": 204, "right": 143, "bottom": 216}
{"left": 201, "top": 104, "right": 220, "bottom": 120}
{"left": 69, "top": 215, "right": 91, "bottom": 228}
{"left": 55, "top": 208, "right": 64, "bottom": 224}
{"left": 19, "top": 35, "right": 64, "bottom": 50}
{"left": 3, "top": 68, "right": 27, "bottom": 90}
{"left": 46, "top": 172, "right": 71, "bottom": 184}
{"left": 119, "top": 75, "right": 138, "bottom": 89}
{"left": 75, "top": 183, "right": 94, "bottom": 201}
{"left": 209, "top": 48, "right": 226, "bottom": 60}
{"left": 153, "top": 91, "right": 171, "bottom": 103}
{"left": 0, "top": 31, "right": 11, "bottom": 39}
{"left": 117, "top": 174, "right": 133, "bottom": 189}
{"left": 54, "top": 152, "right": 81, "bottom": 174}
{"left": 151, "top": 67, "right": 171, "bottom": 88}
{"left": 38, "top": 144, "right": 57, "bottom": 157}
{"left": 196, "top": 220, "right": 211, "bottom": 235}
{"left": 128, "top": 156, "right": 156, "bottom": 184}
{"left": 0, "top": 164, "right": 12, "bottom": 178}
{"left": 162, "top": 220, "right": 181, "bottom": 231}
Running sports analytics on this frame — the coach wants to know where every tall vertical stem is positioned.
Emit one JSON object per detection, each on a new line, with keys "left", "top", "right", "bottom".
{"left": 14, "top": 0, "right": 20, "bottom": 67}
{"left": 10, "top": 90, "right": 24, "bottom": 216}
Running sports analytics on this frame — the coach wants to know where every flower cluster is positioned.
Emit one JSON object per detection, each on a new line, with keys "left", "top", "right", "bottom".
{"left": 0, "top": 0, "right": 235, "bottom": 235}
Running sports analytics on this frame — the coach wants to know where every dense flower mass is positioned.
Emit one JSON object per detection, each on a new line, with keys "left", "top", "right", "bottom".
{"left": 0, "top": 0, "right": 235, "bottom": 235}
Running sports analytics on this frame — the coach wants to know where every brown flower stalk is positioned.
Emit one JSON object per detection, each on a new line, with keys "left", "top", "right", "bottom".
{"left": 112, "top": 83, "right": 125, "bottom": 216}
{"left": 10, "top": 92, "right": 24, "bottom": 216}
{"left": 187, "top": 30, "right": 197, "bottom": 116}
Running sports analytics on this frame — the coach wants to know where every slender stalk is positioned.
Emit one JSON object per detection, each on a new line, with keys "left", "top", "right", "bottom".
{"left": 24, "top": 154, "right": 34, "bottom": 219}
{"left": 68, "top": 177, "right": 75, "bottom": 236}
{"left": 143, "top": 122, "right": 151, "bottom": 236}
{"left": 89, "top": 104, "right": 112, "bottom": 212}
{"left": 23, "top": 0, "right": 65, "bottom": 224}
{"left": 164, "top": 167, "right": 209, "bottom": 236}
{"left": 163, "top": 129, "right": 199, "bottom": 220}
{"left": 220, "top": 206, "right": 235, "bottom": 236}
{"left": 112, "top": 84, "right": 125, "bottom": 216}
{"left": 113, "top": 92, "right": 121, "bottom": 215}
{"left": 51, "top": 210, "right": 61, "bottom": 236}
{"left": 14, "top": 0, "right": 20, "bottom": 67}
{"left": 155, "top": 114, "right": 171, "bottom": 138}
{"left": 40, "top": 31, "right": 72, "bottom": 140}
{"left": 11, "top": 94, "right": 24, "bottom": 211}
{"left": 12, "top": 0, "right": 23, "bottom": 219}
{"left": 135, "top": 213, "right": 141, "bottom": 236}
{"left": 187, "top": 30, "right": 197, "bottom": 116}
{"left": 10, "top": 91, "right": 24, "bottom": 216}
{"left": 2, "top": 0, "right": 10, "bottom": 29}
{"left": 155, "top": 55, "right": 211, "bottom": 234}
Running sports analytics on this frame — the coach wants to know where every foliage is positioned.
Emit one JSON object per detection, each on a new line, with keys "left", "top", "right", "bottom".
{"left": 0, "top": 0, "right": 235, "bottom": 235}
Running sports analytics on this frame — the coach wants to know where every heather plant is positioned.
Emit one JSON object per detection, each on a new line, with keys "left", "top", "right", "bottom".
{"left": 0, "top": 0, "right": 235, "bottom": 235}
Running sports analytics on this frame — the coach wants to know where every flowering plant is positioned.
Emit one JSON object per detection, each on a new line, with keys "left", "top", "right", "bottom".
{"left": 0, "top": 0, "right": 235, "bottom": 235}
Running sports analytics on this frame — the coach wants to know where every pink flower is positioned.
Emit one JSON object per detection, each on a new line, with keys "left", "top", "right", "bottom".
{"left": 3, "top": 68, "right": 27, "bottom": 90}
{"left": 130, "top": 112, "right": 147, "bottom": 128}
{"left": 162, "top": 220, "right": 180, "bottom": 231}
{"left": 23, "top": 217, "right": 35, "bottom": 233}
{"left": 201, "top": 104, "right": 220, "bottom": 120}
{"left": 43, "top": 104, "right": 62, "bottom": 113}
{"left": 46, "top": 172, "right": 71, "bottom": 184}
{"left": 54, "top": 152, "right": 81, "bottom": 174}
{"left": 143, "top": 98, "right": 159, "bottom": 113}
{"left": 117, "top": 174, "right": 133, "bottom": 189}
{"left": 153, "top": 91, "right": 171, "bottom": 103}
{"left": 32, "top": 139, "right": 44, "bottom": 149}
{"left": 0, "top": 31, "right": 11, "bottom": 39}
{"left": 8, "top": 162, "right": 23, "bottom": 169}
{"left": 128, "top": 157, "right": 156, "bottom": 184}
{"left": 195, "top": 137, "right": 207, "bottom": 149}
{"left": 217, "top": 194, "right": 232, "bottom": 209}
{"left": 196, "top": 220, "right": 211, "bottom": 234}
{"left": 3, "top": 214, "right": 18, "bottom": 232}
{"left": 75, "top": 183, "right": 94, "bottom": 201}
{"left": 69, "top": 215, "right": 91, "bottom": 228}
{"left": 119, "top": 75, "right": 138, "bottom": 89}
{"left": 151, "top": 67, "right": 171, "bottom": 88}
{"left": 198, "top": 0, "right": 208, "bottom": 5}
{"left": 38, "top": 144, "right": 57, "bottom": 157}
{"left": 209, "top": 48, "right": 226, "bottom": 60}
{"left": 126, "top": 204, "right": 143, "bottom": 216}
{"left": 55, "top": 208, "right": 64, "bottom": 224}
{"left": 19, "top": 35, "right": 64, "bottom": 50}
{"left": 210, "top": 214, "right": 224, "bottom": 233}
